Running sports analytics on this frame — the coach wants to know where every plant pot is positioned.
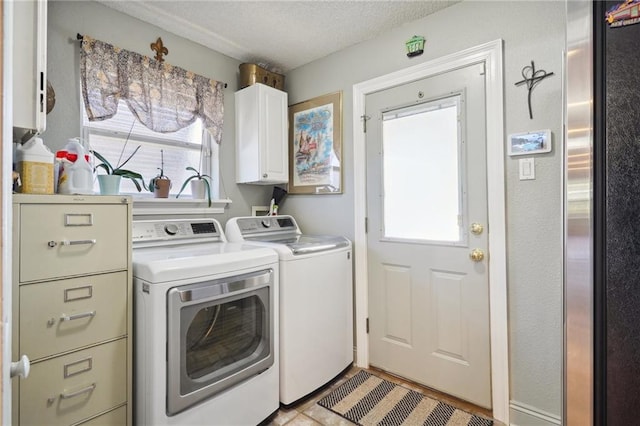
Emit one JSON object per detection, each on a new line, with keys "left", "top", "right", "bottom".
{"left": 153, "top": 178, "right": 171, "bottom": 198}
{"left": 97, "top": 175, "right": 121, "bottom": 195}
{"left": 190, "top": 179, "right": 207, "bottom": 199}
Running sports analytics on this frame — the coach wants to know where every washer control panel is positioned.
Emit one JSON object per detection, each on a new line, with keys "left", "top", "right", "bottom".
{"left": 236, "top": 216, "right": 298, "bottom": 235}
{"left": 132, "top": 219, "right": 222, "bottom": 243}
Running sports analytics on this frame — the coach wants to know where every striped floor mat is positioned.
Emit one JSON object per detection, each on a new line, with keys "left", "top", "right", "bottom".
{"left": 317, "top": 370, "right": 493, "bottom": 426}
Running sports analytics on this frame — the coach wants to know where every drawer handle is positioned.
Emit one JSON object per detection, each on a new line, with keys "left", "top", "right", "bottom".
{"left": 47, "top": 239, "right": 97, "bottom": 248}
{"left": 60, "top": 311, "right": 96, "bottom": 322}
{"left": 62, "top": 239, "right": 96, "bottom": 246}
{"left": 59, "top": 383, "right": 96, "bottom": 400}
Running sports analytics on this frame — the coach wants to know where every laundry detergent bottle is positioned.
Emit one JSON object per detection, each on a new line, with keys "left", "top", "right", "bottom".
{"left": 57, "top": 138, "right": 94, "bottom": 195}
{"left": 15, "top": 137, "right": 54, "bottom": 194}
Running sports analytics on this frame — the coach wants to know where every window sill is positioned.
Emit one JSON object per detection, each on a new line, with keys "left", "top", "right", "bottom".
{"left": 132, "top": 197, "right": 232, "bottom": 216}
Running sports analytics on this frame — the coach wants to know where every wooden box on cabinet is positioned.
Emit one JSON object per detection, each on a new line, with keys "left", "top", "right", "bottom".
{"left": 11, "top": 194, "right": 133, "bottom": 426}
{"left": 235, "top": 83, "right": 288, "bottom": 184}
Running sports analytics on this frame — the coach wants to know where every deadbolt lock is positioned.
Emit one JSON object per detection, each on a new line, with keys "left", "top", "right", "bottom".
{"left": 470, "top": 249, "right": 485, "bottom": 262}
{"left": 470, "top": 223, "right": 484, "bottom": 235}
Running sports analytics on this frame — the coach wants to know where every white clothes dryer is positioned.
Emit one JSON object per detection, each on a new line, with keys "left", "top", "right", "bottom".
{"left": 132, "top": 218, "right": 279, "bottom": 425}
{"left": 225, "top": 215, "right": 353, "bottom": 405}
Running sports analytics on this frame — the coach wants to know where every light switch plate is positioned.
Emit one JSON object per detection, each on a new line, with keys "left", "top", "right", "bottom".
{"left": 519, "top": 158, "right": 535, "bottom": 180}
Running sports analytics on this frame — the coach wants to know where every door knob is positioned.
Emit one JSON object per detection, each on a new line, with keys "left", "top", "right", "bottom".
{"left": 470, "top": 249, "right": 485, "bottom": 262}
{"left": 10, "top": 355, "right": 30, "bottom": 379}
{"left": 470, "top": 223, "right": 484, "bottom": 235}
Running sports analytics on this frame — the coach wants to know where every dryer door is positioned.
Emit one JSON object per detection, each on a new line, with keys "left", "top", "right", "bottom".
{"left": 166, "top": 269, "right": 274, "bottom": 415}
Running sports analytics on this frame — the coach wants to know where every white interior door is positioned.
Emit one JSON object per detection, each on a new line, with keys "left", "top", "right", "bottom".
{"left": 365, "top": 63, "right": 491, "bottom": 408}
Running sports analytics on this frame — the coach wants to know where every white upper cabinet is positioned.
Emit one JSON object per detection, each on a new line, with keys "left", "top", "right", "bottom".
{"left": 235, "top": 84, "right": 288, "bottom": 184}
{"left": 13, "top": 0, "right": 47, "bottom": 142}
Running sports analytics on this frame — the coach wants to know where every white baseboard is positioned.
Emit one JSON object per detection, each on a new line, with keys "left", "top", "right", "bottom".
{"left": 510, "top": 400, "right": 561, "bottom": 426}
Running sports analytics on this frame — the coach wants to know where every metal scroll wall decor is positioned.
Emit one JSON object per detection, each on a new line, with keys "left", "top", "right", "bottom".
{"left": 150, "top": 37, "right": 168, "bottom": 62}
{"left": 515, "top": 60, "right": 554, "bottom": 119}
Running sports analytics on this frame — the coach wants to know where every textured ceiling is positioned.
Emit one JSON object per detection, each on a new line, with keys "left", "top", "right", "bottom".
{"left": 98, "top": 1, "right": 459, "bottom": 72}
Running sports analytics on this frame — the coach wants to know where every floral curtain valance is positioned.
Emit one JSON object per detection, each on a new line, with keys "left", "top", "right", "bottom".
{"left": 80, "top": 35, "right": 225, "bottom": 144}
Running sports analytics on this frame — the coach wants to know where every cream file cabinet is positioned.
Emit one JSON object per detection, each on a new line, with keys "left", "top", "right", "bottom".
{"left": 12, "top": 194, "right": 132, "bottom": 426}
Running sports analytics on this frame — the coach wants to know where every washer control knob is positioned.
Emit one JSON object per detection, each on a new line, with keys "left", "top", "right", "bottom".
{"left": 261, "top": 219, "right": 272, "bottom": 228}
{"left": 164, "top": 224, "right": 179, "bottom": 235}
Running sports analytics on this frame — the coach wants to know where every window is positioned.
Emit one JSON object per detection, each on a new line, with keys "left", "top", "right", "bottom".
{"left": 82, "top": 100, "right": 218, "bottom": 197}
{"left": 381, "top": 94, "right": 465, "bottom": 244}
{"left": 79, "top": 36, "right": 224, "bottom": 200}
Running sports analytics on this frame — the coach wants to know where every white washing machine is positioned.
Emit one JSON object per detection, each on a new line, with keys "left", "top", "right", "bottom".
{"left": 225, "top": 215, "right": 353, "bottom": 405}
{"left": 132, "top": 218, "right": 279, "bottom": 425}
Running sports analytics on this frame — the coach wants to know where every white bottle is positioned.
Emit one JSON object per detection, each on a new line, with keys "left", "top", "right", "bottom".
{"left": 15, "top": 137, "right": 54, "bottom": 194}
{"left": 57, "top": 139, "right": 94, "bottom": 195}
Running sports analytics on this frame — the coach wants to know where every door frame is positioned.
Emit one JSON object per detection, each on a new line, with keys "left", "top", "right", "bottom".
{"left": 2, "top": 2, "right": 12, "bottom": 424}
{"left": 352, "top": 39, "right": 509, "bottom": 424}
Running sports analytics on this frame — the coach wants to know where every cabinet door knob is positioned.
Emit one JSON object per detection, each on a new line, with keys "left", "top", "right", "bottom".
{"left": 263, "top": 173, "right": 268, "bottom": 178}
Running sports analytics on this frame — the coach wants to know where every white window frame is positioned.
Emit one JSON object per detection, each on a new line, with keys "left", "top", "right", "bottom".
{"left": 80, "top": 99, "right": 230, "bottom": 214}
{"left": 380, "top": 94, "right": 467, "bottom": 247}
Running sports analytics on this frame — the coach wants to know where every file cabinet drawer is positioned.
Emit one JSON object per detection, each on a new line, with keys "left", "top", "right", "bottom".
{"left": 19, "top": 203, "right": 127, "bottom": 282}
{"left": 79, "top": 405, "right": 127, "bottom": 425}
{"left": 20, "top": 339, "right": 127, "bottom": 426}
{"left": 20, "top": 272, "right": 127, "bottom": 361}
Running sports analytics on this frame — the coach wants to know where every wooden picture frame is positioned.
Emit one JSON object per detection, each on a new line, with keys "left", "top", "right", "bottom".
{"left": 288, "top": 91, "right": 343, "bottom": 194}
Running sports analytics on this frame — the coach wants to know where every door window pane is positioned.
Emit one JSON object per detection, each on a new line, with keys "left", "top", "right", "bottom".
{"left": 382, "top": 95, "right": 463, "bottom": 243}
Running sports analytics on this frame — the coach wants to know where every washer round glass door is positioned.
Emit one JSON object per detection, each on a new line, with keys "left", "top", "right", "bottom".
{"left": 166, "top": 269, "right": 274, "bottom": 415}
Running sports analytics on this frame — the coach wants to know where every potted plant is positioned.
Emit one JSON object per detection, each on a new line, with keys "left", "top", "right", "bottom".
{"left": 92, "top": 146, "right": 145, "bottom": 195}
{"left": 148, "top": 149, "right": 171, "bottom": 198}
{"left": 176, "top": 166, "right": 213, "bottom": 206}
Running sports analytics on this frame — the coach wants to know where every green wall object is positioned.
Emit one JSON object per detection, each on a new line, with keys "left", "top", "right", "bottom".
{"left": 405, "top": 35, "right": 425, "bottom": 57}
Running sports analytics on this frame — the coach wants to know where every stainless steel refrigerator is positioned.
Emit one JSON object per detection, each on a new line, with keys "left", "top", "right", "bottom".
{"left": 566, "top": 1, "right": 640, "bottom": 424}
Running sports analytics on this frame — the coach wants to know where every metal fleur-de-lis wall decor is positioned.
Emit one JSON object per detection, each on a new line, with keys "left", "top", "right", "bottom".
{"left": 150, "top": 37, "right": 169, "bottom": 62}
{"left": 515, "top": 60, "right": 554, "bottom": 119}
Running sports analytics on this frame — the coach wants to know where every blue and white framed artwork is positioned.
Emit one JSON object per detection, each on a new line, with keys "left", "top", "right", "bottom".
{"left": 508, "top": 129, "right": 552, "bottom": 156}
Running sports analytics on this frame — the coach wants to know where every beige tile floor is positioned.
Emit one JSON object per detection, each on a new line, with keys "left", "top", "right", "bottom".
{"left": 261, "top": 366, "right": 498, "bottom": 426}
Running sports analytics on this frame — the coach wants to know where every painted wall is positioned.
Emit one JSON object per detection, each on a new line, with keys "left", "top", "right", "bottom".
{"left": 284, "top": 1, "right": 564, "bottom": 424}
{"left": 44, "top": 1, "right": 272, "bottom": 220}
{"left": 45, "top": 0, "right": 564, "bottom": 422}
